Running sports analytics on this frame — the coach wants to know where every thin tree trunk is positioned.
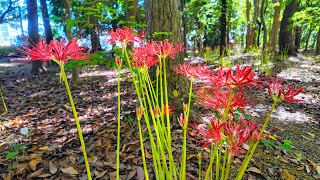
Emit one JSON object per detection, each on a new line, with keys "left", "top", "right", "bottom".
{"left": 181, "top": 0, "right": 187, "bottom": 56}
{"left": 220, "top": 0, "right": 227, "bottom": 56}
{"left": 279, "top": 0, "right": 298, "bottom": 56}
{"left": 63, "top": 0, "right": 79, "bottom": 84}
{"left": 39, "top": 0, "right": 53, "bottom": 44}
{"left": 316, "top": 27, "right": 320, "bottom": 55}
{"left": 90, "top": 15, "right": 101, "bottom": 53}
{"left": 304, "top": 26, "right": 313, "bottom": 51}
{"left": 125, "top": 0, "right": 138, "bottom": 27}
{"left": 250, "top": 0, "right": 259, "bottom": 47}
{"left": 27, "top": 0, "right": 44, "bottom": 75}
{"left": 269, "top": 0, "right": 282, "bottom": 53}
{"left": 245, "top": 0, "right": 251, "bottom": 49}
{"left": 294, "top": 26, "right": 301, "bottom": 50}
{"left": 260, "top": 0, "right": 267, "bottom": 50}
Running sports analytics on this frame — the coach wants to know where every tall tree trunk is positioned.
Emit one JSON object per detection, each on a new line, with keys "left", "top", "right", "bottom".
{"left": 269, "top": 0, "right": 282, "bottom": 53}
{"left": 125, "top": 0, "right": 138, "bottom": 27}
{"left": 279, "top": 0, "right": 298, "bottom": 56}
{"left": 304, "top": 26, "right": 313, "bottom": 51}
{"left": 220, "top": 0, "right": 227, "bottom": 56}
{"left": 245, "top": 0, "right": 251, "bottom": 49}
{"left": 39, "top": 0, "right": 53, "bottom": 44}
{"left": 27, "top": 0, "right": 44, "bottom": 75}
{"left": 63, "top": 0, "right": 79, "bottom": 84}
{"left": 181, "top": 0, "right": 187, "bottom": 57}
{"left": 90, "top": 15, "right": 101, "bottom": 53}
{"left": 260, "top": 0, "right": 267, "bottom": 50}
{"left": 294, "top": 26, "right": 301, "bottom": 50}
{"left": 145, "top": 0, "right": 188, "bottom": 102}
{"left": 316, "top": 27, "right": 320, "bottom": 55}
{"left": 250, "top": 0, "right": 259, "bottom": 47}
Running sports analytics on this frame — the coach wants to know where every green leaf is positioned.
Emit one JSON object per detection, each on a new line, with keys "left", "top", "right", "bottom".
{"left": 49, "top": 16, "right": 61, "bottom": 21}
{"left": 283, "top": 139, "right": 293, "bottom": 145}
{"left": 6, "top": 151, "right": 19, "bottom": 160}
{"left": 19, "top": 146, "right": 27, "bottom": 151}
{"left": 281, "top": 144, "right": 293, "bottom": 152}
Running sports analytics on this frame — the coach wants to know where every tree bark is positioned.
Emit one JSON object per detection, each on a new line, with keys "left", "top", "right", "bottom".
{"left": 63, "top": 0, "right": 79, "bottom": 84}
{"left": 145, "top": 0, "right": 188, "bottom": 103}
{"left": 304, "top": 26, "right": 313, "bottom": 51}
{"left": 316, "top": 27, "right": 320, "bottom": 55}
{"left": 39, "top": 0, "right": 53, "bottom": 44}
{"left": 260, "top": 0, "right": 267, "bottom": 50}
{"left": 220, "top": 0, "right": 227, "bottom": 56}
{"left": 294, "top": 26, "right": 301, "bottom": 50}
{"left": 27, "top": 0, "right": 44, "bottom": 75}
{"left": 245, "top": 0, "right": 251, "bottom": 49}
{"left": 279, "top": 0, "right": 298, "bottom": 56}
{"left": 269, "top": 0, "right": 282, "bottom": 53}
{"left": 181, "top": 0, "right": 187, "bottom": 56}
{"left": 125, "top": 0, "right": 138, "bottom": 27}
{"left": 90, "top": 15, "right": 101, "bottom": 53}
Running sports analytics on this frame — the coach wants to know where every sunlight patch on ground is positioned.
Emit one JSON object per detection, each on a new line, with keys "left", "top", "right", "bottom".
{"left": 0, "top": 63, "right": 21, "bottom": 67}
{"left": 278, "top": 67, "right": 320, "bottom": 83}
{"left": 272, "top": 106, "right": 314, "bottom": 123}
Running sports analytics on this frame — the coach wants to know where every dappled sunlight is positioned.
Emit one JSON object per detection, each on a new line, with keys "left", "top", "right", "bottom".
{"left": 278, "top": 67, "right": 320, "bottom": 83}
{"left": 272, "top": 106, "right": 314, "bottom": 123}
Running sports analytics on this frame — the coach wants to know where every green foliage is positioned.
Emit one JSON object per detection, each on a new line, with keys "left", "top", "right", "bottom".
{"left": 0, "top": 46, "right": 20, "bottom": 56}
{"left": 261, "top": 137, "right": 293, "bottom": 153}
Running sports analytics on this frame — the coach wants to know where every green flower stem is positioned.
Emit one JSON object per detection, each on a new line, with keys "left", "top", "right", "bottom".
{"left": 61, "top": 65, "right": 92, "bottom": 180}
{"left": 215, "top": 142, "right": 222, "bottom": 180}
{"left": 220, "top": 146, "right": 228, "bottom": 180}
{"left": 116, "top": 66, "right": 121, "bottom": 180}
{"left": 222, "top": 87, "right": 235, "bottom": 122}
{"left": 205, "top": 144, "right": 218, "bottom": 180}
{"left": 138, "top": 72, "right": 162, "bottom": 179}
{"left": 198, "top": 152, "right": 203, "bottom": 180}
{"left": 0, "top": 88, "right": 8, "bottom": 112}
{"left": 138, "top": 117, "right": 149, "bottom": 180}
{"left": 141, "top": 73, "right": 169, "bottom": 177}
{"left": 162, "top": 57, "right": 176, "bottom": 179}
{"left": 180, "top": 78, "right": 194, "bottom": 179}
{"left": 235, "top": 100, "right": 278, "bottom": 180}
{"left": 224, "top": 156, "right": 233, "bottom": 180}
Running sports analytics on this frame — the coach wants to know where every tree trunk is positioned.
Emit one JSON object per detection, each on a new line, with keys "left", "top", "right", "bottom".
{"left": 316, "top": 27, "right": 320, "bottom": 55}
{"left": 145, "top": 0, "right": 188, "bottom": 103}
{"left": 294, "top": 26, "right": 301, "bottom": 50}
{"left": 63, "top": 0, "right": 79, "bottom": 84}
{"left": 220, "top": 0, "right": 227, "bottom": 56}
{"left": 125, "top": 0, "right": 138, "bottom": 27}
{"left": 27, "top": 0, "right": 44, "bottom": 75}
{"left": 269, "top": 0, "right": 282, "bottom": 53}
{"left": 260, "top": 0, "right": 267, "bottom": 50}
{"left": 250, "top": 0, "right": 259, "bottom": 47}
{"left": 90, "top": 15, "right": 101, "bottom": 53}
{"left": 181, "top": 0, "right": 187, "bottom": 57}
{"left": 39, "top": 0, "right": 53, "bottom": 44}
{"left": 304, "top": 26, "right": 313, "bottom": 51}
{"left": 245, "top": 0, "right": 251, "bottom": 49}
{"left": 279, "top": 0, "right": 298, "bottom": 56}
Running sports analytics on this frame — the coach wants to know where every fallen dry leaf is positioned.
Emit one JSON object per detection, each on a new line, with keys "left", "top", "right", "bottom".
{"left": 145, "top": 150, "right": 153, "bottom": 159}
{"left": 94, "top": 170, "right": 108, "bottom": 179}
{"left": 49, "top": 161, "right": 58, "bottom": 174}
{"left": 108, "top": 171, "right": 116, "bottom": 180}
{"left": 282, "top": 169, "right": 295, "bottom": 180}
{"left": 39, "top": 146, "right": 53, "bottom": 152}
{"left": 27, "top": 168, "right": 44, "bottom": 179}
{"left": 307, "top": 159, "right": 318, "bottom": 170}
{"left": 246, "top": 167, "right": 263, "bottom": 175}
{"left": 127, "top": 169, "right": 136, "bottom": 179}
{"left": 3, "top": 171, "right": 14, "bottom": 180}
{"left": 136, "top": 166, "right": 144, "bottom": 180}
{"left": 306, "top": 165, "right": 311, "bottom": 173}
{"left": 28, "top": 159, "right": 41, "bottom": 171}
{"left": 61, "top": 166, "right": 79, "bottom": 175}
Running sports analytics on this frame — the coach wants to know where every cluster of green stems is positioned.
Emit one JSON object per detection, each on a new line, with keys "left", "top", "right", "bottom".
{"left": 0, "top": 87, "right": 8, "bottom": 112}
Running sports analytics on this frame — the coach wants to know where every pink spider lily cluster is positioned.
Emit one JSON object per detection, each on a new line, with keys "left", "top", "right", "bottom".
{"left": 176, "top": 63, "right": 303, "bottom": 179}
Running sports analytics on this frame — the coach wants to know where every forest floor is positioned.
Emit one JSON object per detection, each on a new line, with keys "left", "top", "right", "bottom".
{"left": 0, "top": 53, "right": 319, "bottom": 180}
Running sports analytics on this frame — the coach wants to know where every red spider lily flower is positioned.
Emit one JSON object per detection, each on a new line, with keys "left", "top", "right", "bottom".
{"left": 174, "top": 64, "right": 211, "bottom": 80}
{"left": 136, "top": 106, "right": 144, "bottom": 120}
{"left": 153, "top": 41, "right": 183, "bottom": 59}
{"left": 196, "top": 88, "right": 246, "bottom": 114}
{"left": 21, "top": 37, "right": 89, "bottom": 64}
{"left": 206, "top": 65, "right": 261, "bottom": 93}
{"left": 130, "top": 42, "right": 158, "bottom": 69}
{"left": 265, "top": 77, "right": 304, "bottom": 103}
{"left": 108, "top": 28, "right": 141, "bottom": 45}
{"left": 190, "top": 118, "right": 227, "bottom": 149}
{"left": 225, "top": 119, "right": 260, "bottom": 156}
{"left": 163, "top": 104, "right": 176, "bottom": 116}
{"left": 178, "top": 113, "right": 187, "bottom": 128}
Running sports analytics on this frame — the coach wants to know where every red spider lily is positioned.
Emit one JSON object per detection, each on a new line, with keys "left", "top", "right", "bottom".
{"left": 21, "top": 38, "right": 89, "bottom": 64}
{"left": 178, "top": 113, "right": 187, "bottom": 127}
{"left": 225, "top": 119, "right": 260, "bottom": 156}
{"left": 136, "top": 106, "right": 144, "bottom": 120}
{"left": 174, "top": 64, "right": 211, "bottom": 80}
{"left": 130, "top": 42, "right": 158, "bottom": 69}
{"left": 190, "top": 118, "right": 227, "bottom": 149}
{"left": 152, "top": 104, "right": 175, "bottom": 116}
{"left": 265, "top": 77, "right": 304, "bottom": 103}
{"left": 205, "top": 65, "right": 260, "bottom": 92}
{"left": 108, "top": 28, "right": 140, "bottom": 45}
{"left": 153, "top": 41, "right": 183, "bottom": 59}
{"left": 196, "top": 88, "right": 246, "bottom": 114}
